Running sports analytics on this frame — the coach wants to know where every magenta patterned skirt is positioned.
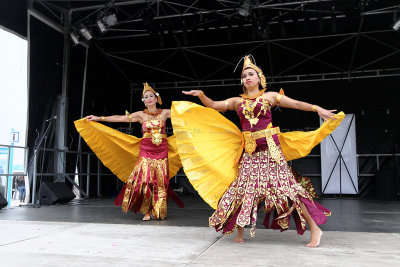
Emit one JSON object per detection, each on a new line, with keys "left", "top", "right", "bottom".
{"left": 209, "top": 147, "right": 331, "bottom": 237}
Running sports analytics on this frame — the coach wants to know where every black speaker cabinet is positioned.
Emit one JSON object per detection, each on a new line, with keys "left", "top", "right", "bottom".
{"left": 38, "top": 182, "right": 75, "bottom": 205}
{"left": 0, "top": 192, "right": 7, "bottom": 209}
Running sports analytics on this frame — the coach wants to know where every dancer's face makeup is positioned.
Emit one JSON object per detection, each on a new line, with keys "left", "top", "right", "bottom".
{"left": 242, "top": 68, "right": 260, "bottom": 89}
{"left": 143, "top": 91, "right": 156, "bottom": 106}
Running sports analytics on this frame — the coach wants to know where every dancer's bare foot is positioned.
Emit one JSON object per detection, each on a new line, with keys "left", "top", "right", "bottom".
{"left": 299, "top": 201, "right": 323, "bottom": 248}
{"left": 233, "top": 226, "right": 244, "bottom": 244}
{"left": 306, "top": 228, "right": 323, "bottom": 248}
{"left": 142, "top": 213, "right": 151, "bottom": 221}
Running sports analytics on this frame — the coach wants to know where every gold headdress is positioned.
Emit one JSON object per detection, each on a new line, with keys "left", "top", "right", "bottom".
{"left": 240, "top": 55, "right": 267, "bottom": 89}
{"left": 142, "top": 82, "right": 162, "bottom": 105}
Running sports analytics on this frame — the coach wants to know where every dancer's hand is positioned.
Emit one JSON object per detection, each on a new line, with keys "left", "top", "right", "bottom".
{"left": 317, "top": 108, "right": 337, "bottom": 121}
{"left": 85, "top": 115, "right": 100, "bottom": 121}
{"left": 182, "top": 90, "right": 203, "bottom": 97}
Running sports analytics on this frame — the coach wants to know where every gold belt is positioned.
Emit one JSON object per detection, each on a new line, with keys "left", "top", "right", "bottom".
{"left": 143, "top": 132, "right": 167, "bottom": 146}
{"left": 240, "top": 127, "right": 281, "bottom": 163}
{"left": 244, "top": 127, "right": 280, "bottom": 141}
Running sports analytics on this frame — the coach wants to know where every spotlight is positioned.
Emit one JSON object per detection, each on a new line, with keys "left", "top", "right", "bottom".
{"left": 96, "top": 18, "right": 107, "bottom": 33}
{"left": 79, "top": 25, "right": 92, "bottom": 40}
{"left": 393, "top": 19, "right": 400, "bottom": 31}
{"left": 69, "top": 32, "right": 79, "bottom": 45}
{"left": 104, "top": 13, "right": 118, "bottom": 27}
{"left": 238, "top": 0, "right": 252, "bottom": 17}
{"left": 95, "top": 12, "right": 117, "bottom": 33}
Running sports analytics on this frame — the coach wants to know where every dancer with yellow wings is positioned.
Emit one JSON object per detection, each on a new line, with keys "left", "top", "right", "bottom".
{"left": 75, "top": 83, "right": 183, "bottom": 221}
{"left": 171, "top": 55, "right": 344, "bottom": 247}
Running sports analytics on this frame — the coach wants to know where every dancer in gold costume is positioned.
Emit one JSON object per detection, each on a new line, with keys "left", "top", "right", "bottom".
{"left": 75, "top": 83, "right": 183, "bottom": 221}
{"left": 171, "top": 55, "right": 344, "bottom": 247}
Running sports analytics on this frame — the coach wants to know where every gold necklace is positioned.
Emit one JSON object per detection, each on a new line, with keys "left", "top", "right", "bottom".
{"left": 241, "top": 92, "right": 269, "bottom": 128}
{"left": 241, "top": 89, "right": 265, "bottom": 100}
{"left": 144, "top": 108, "right": 162, "bottom": 116}
{"left": 242, "top": 98, "right": 260, "bottom": 128}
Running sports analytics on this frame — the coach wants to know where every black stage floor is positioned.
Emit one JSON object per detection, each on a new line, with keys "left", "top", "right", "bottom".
{"left": 1, "top": 196, "right": 399, "bottom": 233}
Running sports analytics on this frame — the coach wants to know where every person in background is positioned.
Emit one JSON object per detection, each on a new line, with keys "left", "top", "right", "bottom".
{"left": 17, "top": 176, "right": 26, "bottom": 203}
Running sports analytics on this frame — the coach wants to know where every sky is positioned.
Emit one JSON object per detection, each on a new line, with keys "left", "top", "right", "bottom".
{"left": 0, "top": 27, "right": 28, "bottom": 172}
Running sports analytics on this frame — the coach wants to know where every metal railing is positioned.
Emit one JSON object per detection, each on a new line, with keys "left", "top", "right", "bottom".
{"left": 31, "top": 147, "right": 118, "bottom": 204}
{"left": 0, "top": 144, "right": 29, "bottom": 204}
{"left": 290, "top": 153, "right": 400, "bottom": 178}
{"left": 1, "top": 143, "right": 399, "bottom": 203}
{"left": 0, "top": 144, "right": 115, "bottom": 204}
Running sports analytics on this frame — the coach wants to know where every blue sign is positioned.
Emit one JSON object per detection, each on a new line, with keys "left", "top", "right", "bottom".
{"left": 11, "top": 132, "right": 19, "bottom": 143}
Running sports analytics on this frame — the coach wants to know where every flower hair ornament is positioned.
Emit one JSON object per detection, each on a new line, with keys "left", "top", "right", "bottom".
{"left": 142, "top": 82, "right": 162, "bottom": 105}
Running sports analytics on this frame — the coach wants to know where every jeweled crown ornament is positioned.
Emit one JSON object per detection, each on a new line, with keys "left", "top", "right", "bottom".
{"left": 242, "top": 55, "right": 266, "bottom": 89}
{"left": 142, "top": 82, "right": 162, "bottom": 105}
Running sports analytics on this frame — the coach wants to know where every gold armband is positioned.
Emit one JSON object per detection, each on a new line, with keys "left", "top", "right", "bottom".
{"left": 276, "top": 94, "right": 282, "bottom": 104}
{"left": 101, "top": 116, "right": 105, "bottom": 121}
{"left": 199, "top": 91, "right": 204, "bottom": 97}
{"left": 224, "top": 100, "right": 229, "bottom": 107}
{"left": 125, "top": 110, "right": 132, "bottom": 127}
{"left": 312, "top": 105, "right": 319, "bottom": 112}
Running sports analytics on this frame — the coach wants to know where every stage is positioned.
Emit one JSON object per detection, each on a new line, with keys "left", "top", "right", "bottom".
{"left": 1, "top": 196, "right": 400, "bottom": 266}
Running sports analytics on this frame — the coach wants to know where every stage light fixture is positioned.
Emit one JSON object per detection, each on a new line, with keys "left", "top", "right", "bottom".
{"left": 79, "top": 25, "right": 92, "bottom": 40}
{"left": 238, "top": 0, "right": 252, "bottom": 17}
{"left": 96, "top": 18, "right": 107, "bottom": 33}
{"left": 104, "top": 13, "right": 118, "bottom": 27}
{"left": 69, "top": 32, "right": 79, "bottom": 45}
{"left": 393, "top": 19, "right": 400, "bottom": 31}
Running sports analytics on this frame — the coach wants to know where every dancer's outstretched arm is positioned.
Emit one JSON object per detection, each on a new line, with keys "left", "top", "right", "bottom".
{"left": 85, "top": 111, "right": 143, "bottom": 123}
{"left": 162, "top": 109, "right": 171, "bottom": 120}
{"left": 266, "top": 91, "right": 337, "bottom": 121}
{"left": 182, "top": 90, "right": 240, "bottom": 112}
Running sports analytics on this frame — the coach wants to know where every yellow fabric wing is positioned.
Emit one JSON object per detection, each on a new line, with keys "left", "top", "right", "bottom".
{"left": 278, "top": 111, "right": 345, "bottom": 161}
{"left": 74, "top": 118, "right": 181, "bottom": 182}
{"left": 167, "top": 135, "right": 182, "bottom": 179}
{"left": 171, "top": 101, "right": 345, "bottom": 209}
{"left": 171, "top": 101, "right": 243, "bottom": 209}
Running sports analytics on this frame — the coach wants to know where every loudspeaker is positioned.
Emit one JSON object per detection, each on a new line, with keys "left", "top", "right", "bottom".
{"left": 0, "top": 192, "right": 7, "bottom": 209}
{"left": 38, "top": 182, "right": 75, "bottom": 205}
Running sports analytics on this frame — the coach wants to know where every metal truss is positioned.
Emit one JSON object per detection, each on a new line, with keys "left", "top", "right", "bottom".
{"left": 35, "top": 0, "right": 400, "bottom": 86}
{"left": 129, "top": 67, "right": 400, "bottom": 91}
{"left": 106, "top": 27, "right": 400, "bottom": 85}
